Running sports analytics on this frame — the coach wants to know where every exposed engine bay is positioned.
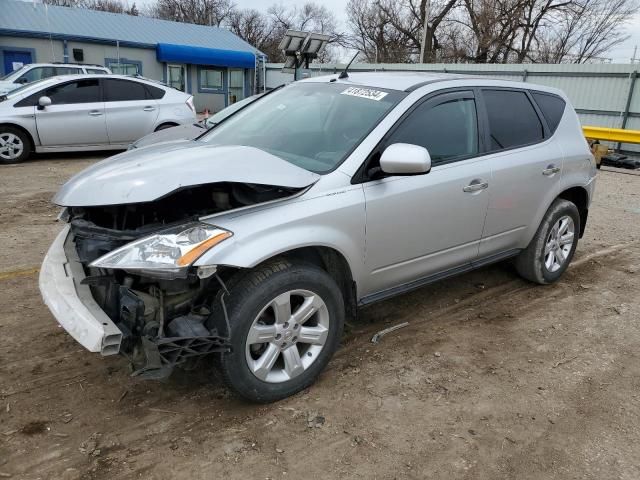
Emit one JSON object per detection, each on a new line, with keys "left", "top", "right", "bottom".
{"left": 66, "top": 182, "right": 300, "bottom": 378}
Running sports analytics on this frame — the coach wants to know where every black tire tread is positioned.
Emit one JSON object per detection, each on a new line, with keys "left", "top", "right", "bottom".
{"left": 215, "top": 258, "right": 344, "bottom": 403}
{"left": 515, "top": 198, "right": 580, "bottom": 284}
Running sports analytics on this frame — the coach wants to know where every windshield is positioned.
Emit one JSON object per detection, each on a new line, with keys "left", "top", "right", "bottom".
{"left": 205, "top": 94, "right": 264, "bottom": 127}
{"left": 0, "top": 67, "right": 24, "bottom": 81}
{"left": 2, "top": 78, "right": 50, "bottom": 100}
{"left": 200, "top": 82, "right": 406, "bottom": 173}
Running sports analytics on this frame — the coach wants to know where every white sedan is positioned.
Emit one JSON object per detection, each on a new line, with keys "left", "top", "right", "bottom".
{"left": 0, "top": 74, "right": 196, "bottom": 163}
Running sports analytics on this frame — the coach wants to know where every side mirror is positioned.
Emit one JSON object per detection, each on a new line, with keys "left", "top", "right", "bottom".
{"left": 37, "top": 96, "right": 52, "bottom": 110}
{"left": 380, "top": 143, "right": 431, "bottom": 175}
{"left": 16, "top": 77, "right": 29, "bottom": 85}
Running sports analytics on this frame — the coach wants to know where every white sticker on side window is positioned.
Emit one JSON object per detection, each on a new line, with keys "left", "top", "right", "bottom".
{"left": 340, "top": 87, "right": 388, "bottom": 101}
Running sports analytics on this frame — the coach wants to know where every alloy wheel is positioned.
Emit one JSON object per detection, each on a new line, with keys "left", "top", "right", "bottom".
{"left": 0, "top": 133, "right": 24, "bottom": 161}
{"left": 544, "top": 215, "right": 575, "bottom": 272}
{"left": 245, "top": 289, "right": 330, "bottom": 383}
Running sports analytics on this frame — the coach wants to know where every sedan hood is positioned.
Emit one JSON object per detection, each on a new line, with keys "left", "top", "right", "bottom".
{"left": 130, "top": 123, "right": 205, "bottom": 149}
{"left": 54, "top": 142, "right": 320, "bottom": 207}
{"left": 0, "top": 81, "right": 18, "bottom": 95}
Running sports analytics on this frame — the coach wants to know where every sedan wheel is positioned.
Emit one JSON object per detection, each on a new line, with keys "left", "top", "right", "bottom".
{"left": 0, "top": 132, "right": 24, "bottom": 162}
{"left": 245, "top": 289, "right": 330, "bottom": 383}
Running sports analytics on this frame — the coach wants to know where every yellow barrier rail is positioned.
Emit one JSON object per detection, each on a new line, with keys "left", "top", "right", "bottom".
{"left": 583, "top": 126, "right": 640, "bottom": 144}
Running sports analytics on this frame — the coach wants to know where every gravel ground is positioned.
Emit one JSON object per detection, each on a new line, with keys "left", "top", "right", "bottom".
{"left": 0, "top": 156, "right": 639, "bottom": 480}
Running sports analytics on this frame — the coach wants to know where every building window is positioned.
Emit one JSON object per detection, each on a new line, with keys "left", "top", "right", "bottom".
{"left": 200, "top": 68, "right": 224, "bottom": 90}
{"left": 105, "top": 58, "right": 142, "bottom": 76}
{"left": 228, "top": 68, "right": 245, "bottom": 104}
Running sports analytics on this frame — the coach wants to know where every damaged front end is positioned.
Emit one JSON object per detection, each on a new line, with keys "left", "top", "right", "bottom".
{"left": 60, "top": 181, "right": 302, "bottom": 379}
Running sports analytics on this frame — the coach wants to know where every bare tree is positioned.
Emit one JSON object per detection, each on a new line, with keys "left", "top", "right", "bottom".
{"left": 534, "top": 0, "right": 639, "bottom": 62}
{"left": 147, "top": 0, "right": 234, "bottom": 26}
{"left": 345, "top": 0, "right": 459, "bottom": 63}
{"left": 43, "top": 0, "right": 139, "bottom": 15}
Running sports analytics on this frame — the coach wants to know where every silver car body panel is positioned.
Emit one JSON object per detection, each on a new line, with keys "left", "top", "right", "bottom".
{"left": 53, "top": 142, "right": 321, "bottom": 206}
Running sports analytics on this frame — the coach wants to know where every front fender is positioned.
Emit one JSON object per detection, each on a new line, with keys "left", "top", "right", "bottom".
{"left": 194, "top": 186, "right": 367, "bottom": 284}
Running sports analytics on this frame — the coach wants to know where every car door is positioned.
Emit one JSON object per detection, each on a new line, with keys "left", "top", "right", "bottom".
{"left": 476, "top": 88, "right": 563, "bottom": 258}
{"left": 103, "top": 78, "right": 159, "bottom": 144}
{"left": 35, "top": 78, "right": 108, "bottom": 146}
{"left": 361, "top": 90, "right": 491, "bottom": 296}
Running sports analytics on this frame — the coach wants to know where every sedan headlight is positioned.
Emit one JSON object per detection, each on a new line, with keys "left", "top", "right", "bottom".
{"left": 90, "top": 223, "right": 232, "bottom": 277}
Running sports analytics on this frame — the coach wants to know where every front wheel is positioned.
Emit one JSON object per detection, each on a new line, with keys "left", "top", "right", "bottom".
{"left": 515, "top": 199, "right": 580, "bottom": 284}
{"left": 215, "top": 260, "right": 345, "bottom": 403}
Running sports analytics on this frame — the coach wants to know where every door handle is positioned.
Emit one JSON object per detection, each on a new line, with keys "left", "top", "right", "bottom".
{"left": 143, "top": 106, "right": 156, "bottom": 112}
{"left": 463, "top": 180, "right": 489, "bottom": 193}
{"left": 88, "top": 110, "right": 103, "bottom": 116}
{"left": 543, "top": 165, "right": 561, "bottom": 176}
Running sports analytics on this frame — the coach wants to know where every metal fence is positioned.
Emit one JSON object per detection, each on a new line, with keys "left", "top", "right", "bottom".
{"left": 265, "top": 62, "right": 640, "bottom": 153}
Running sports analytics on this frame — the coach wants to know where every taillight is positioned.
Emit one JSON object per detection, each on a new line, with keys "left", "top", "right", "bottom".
{"left": 186, "top": 96, "right": 195, "bottom": 113}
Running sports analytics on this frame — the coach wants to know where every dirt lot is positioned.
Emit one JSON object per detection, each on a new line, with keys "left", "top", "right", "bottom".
{"left": 1, "top": 155, "right": 639, "bottom": 480}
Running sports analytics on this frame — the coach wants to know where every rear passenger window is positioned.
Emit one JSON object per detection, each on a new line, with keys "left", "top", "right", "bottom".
{"left": 104, "top": 78, "right": 148, "bottom": 101}
{"left": 389, "top": 96, "right": 479, "bottom": 163}
{"left": 483, "top": 90, "right": 543, "bottom": 150}
{"left": 532, "top": 92, "right": 565, "bottom": 134}
{"left": 55, "top": 67, "right": 82, "bottom": 75}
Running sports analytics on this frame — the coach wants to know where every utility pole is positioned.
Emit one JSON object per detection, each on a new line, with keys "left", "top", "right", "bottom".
{"left": 632, "top": 45, "right": 639, "bottom": 64}
{"left": 419, "top": 0, "right": 431, "bottom": 63}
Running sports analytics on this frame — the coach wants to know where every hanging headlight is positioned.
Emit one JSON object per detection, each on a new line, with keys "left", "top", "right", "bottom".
{"left": 90, "top": 223, "right": 232, "bottom": 277}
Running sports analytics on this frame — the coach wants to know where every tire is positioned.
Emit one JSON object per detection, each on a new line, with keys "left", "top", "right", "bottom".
{"left": 515, "top": 198, "right": 580, "bottom": 284}
{"left": 0, "top": 126, "right": 31, "bottom": 164}
{"left": 214, "top": 259, "right": 345, "bottom": 403}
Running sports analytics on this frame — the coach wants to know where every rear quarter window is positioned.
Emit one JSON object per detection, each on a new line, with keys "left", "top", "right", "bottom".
{"left": 531, "top": 92, "right": 566, "bottom": 134}
{"left": 482, "top": 89, "right": 544, "bottom": 151}
{"left": 103, "top": 78, "right": 147, "bottom": 101}
{"left": 145, "top": 84, "right": 166, "bottom": 100}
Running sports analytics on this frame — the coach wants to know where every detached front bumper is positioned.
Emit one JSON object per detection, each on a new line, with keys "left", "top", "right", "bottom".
{"left": 39, "top": 226, "right": 123, "bottom": 355}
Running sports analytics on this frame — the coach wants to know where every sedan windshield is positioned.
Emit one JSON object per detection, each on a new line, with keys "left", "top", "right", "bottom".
{"left": 200, "top": 82, "right": 406, "bottom": 173}
{"left": 0, "top": 67, "right": 24, "bottom": 81}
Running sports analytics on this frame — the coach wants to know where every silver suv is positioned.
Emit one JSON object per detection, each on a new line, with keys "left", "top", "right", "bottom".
{"left": 0, "top": 63, "right": 111, "bottom": 95}
{"left": 40, "top": 73, "right": 596, "bottom": 402}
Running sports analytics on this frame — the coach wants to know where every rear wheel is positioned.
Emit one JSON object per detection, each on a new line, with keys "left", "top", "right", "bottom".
{"left": 0, "top": 127, "right": 30, "bottom": 164}
{"left": 515, "top": 199, "right": 580, "bottom": 284}
{"left": 215, "top": 260, "right": 344, "bottom": 403}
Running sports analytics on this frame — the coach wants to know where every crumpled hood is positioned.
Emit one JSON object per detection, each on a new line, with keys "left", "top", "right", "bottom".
{"left": 53, "top": 142, "right": 320, "bottom": 207}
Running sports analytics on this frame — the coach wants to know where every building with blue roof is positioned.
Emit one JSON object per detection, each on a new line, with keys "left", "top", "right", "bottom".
{"left": 0, "top": 0, "right": 266, "bottom": 112}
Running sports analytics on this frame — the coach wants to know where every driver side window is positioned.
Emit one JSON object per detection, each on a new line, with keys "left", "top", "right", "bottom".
{"left": 20, "top": 67, "right": 56, "bottom": 83}
{"left": 388, "top": 94, "right": 479, "bottom": 164}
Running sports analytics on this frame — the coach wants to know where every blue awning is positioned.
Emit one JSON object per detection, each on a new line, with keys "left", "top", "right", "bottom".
{"left": 156, "top": 43, "right": 255, "bottom": 69}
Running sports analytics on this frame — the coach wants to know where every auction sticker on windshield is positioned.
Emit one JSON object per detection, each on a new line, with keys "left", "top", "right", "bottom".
{"left": 341, "top": 87, "right": 388, "bottom": 101}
